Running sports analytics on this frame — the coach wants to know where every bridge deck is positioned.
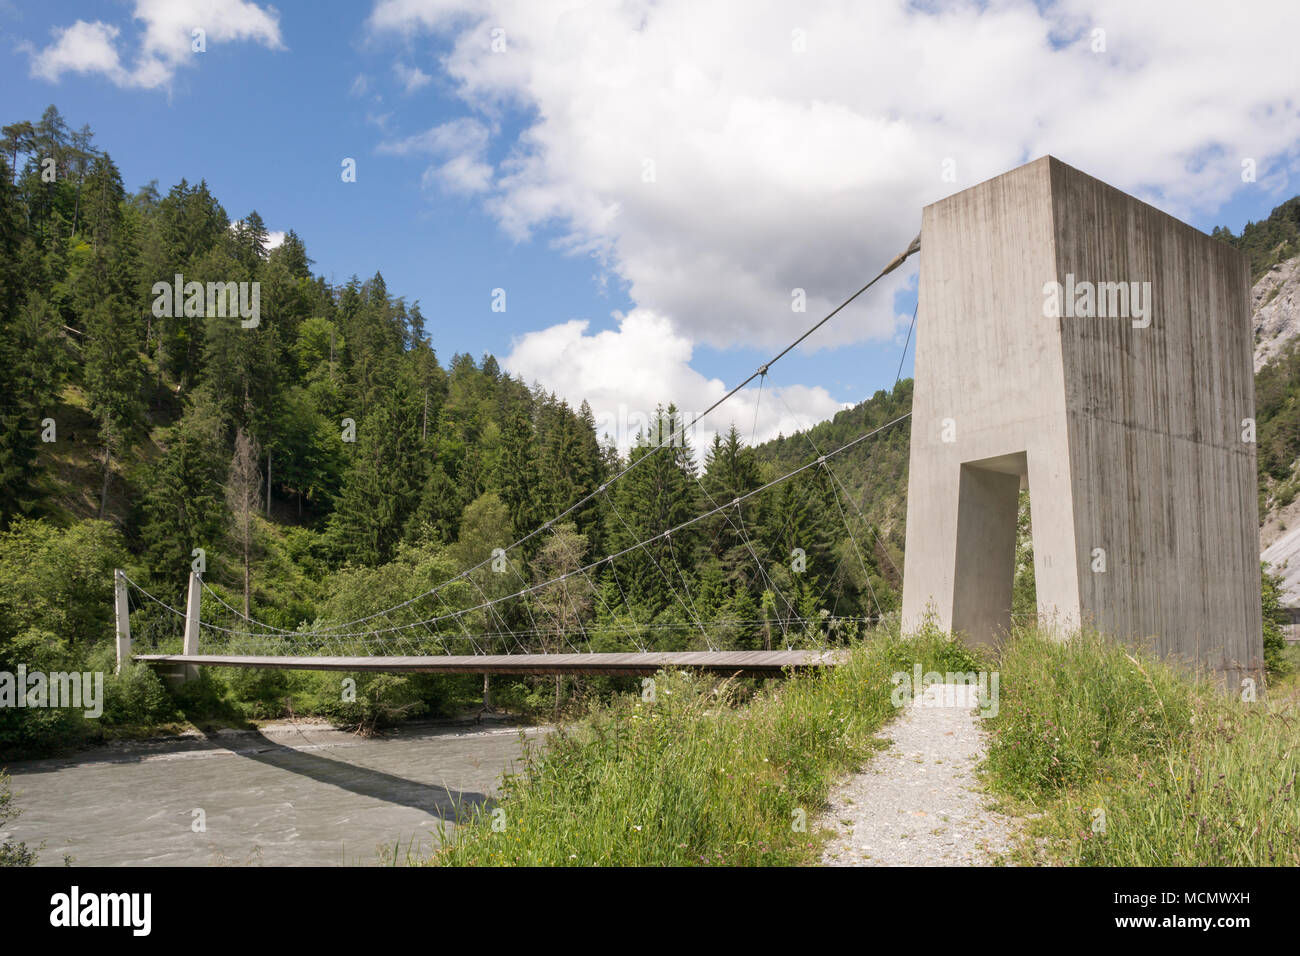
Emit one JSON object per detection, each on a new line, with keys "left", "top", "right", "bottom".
{"left": 134, "top": 650, "right": 841, "bottom": 676}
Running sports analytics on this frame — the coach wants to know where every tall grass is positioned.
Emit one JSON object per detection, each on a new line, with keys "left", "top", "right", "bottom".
{"left": 425, "top": 625, "right": 982, "bottom": 866}
{"left": 985, "top": 629, "right": 1300, "bottom": 866}
{"left": 421, "top": 624, "right": 1298, "bottom": 867}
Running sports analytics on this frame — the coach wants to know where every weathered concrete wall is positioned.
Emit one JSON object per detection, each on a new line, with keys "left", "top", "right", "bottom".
{"left": 902, "top": 157, "right": 1081, "bottom": 642}
{"left": 902, "top": 156, "right": 1263, "bottom": 684}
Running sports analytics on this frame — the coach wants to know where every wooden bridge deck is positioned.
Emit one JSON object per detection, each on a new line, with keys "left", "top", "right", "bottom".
{"left": 134, "top": 650, "right": 843, "bottom": 676}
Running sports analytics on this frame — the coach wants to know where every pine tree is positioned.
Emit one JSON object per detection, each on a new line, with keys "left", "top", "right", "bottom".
{"left": 702, "top": 424, "right": 763, "bottom": 579}
{"left": 226, "top": 428, "right": 262, "bottom": 616}
{"left": 495, "top": 395, "right": 539, "bottom": 539}
{"left": 232, "top": 210, "right": 269, "bottom": 271}
{"left": 327, "top": 375, "right": 425, "bottom": 565}
{"left": 77, "top": 154, "right": 144, "bottom": 518}
{"left": 606, "top": 405, "right": 700, "bottom": 619}
{"left": 0, "top": 156, "right": 63, "bottom": 525}
{"left": 0, "top": 122, "right": 34, "bottom": 186}
{"left": 141, "top": 399, "right": 229, "bottom": 591}
{"left": 83, "top": 294, "right": 143, "bottom": 517}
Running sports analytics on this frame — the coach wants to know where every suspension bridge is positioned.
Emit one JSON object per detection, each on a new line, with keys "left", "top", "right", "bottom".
{"left": 115, "top": 157, "right": 1268, "bottom": 690}
{"left": 117, "top": 235, "right": 924, "bottom": 684}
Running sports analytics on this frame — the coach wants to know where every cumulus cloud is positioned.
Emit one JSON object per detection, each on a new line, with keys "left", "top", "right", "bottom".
{"left": 28, "top": 21, "right": 130, "bottom": 84}
{"left": 367, "top": 0, "right": 1300, "bottom": 440}
{"left": 503, "top": 309, "right": 849, "bottom": 455}
{"left": 368, "top": 0, "right": 1300, "bottom": 351}
{"left": 28, "top": 0, "right": 283, "bottom": 90}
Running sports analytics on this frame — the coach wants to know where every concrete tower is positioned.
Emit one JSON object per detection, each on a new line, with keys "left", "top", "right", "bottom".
{"left": 901, "top": 156, "right": 1263, "bottom": 686}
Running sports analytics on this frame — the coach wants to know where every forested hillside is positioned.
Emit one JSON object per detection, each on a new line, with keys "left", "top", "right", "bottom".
{"left": 751, "top": 380, "right": 912, "bottom": 593}
{"left": 4, "top": 104, "right": 1292, "bottom": 757}
{"left": 0, "top": 107, "right": 894, "bottom": 756}
{"left": 1220, "top": 197, "right": 1300, "bottom": 520}
{"left": 1213, "top": 196, "right": 1300, "bottom": 282}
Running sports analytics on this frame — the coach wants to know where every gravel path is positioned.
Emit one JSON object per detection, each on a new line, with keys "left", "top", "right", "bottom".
{"left": 819, "top": 682, "right": 1017, "bottom": 866}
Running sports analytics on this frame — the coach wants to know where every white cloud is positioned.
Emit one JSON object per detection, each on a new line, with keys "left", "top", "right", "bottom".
{"left": 394, "top": 62, "right": 433, "bottom": 93}
{"left": 28, "top": 0, "right": 283, "bottom": 90}
{"left": 369, "top": 1, "right": 1300, "bottom": 441}
{"left": 368, "top": 0, "right": 1300, "bottom": 354}
{"left": 503, "top": 310, "right": 848, "bottom": 455}
{"left": 29, "top": 21, "right": 129, "bottom": 84}
{"left": 378, "top": 117, "right": 494, "bottom": 193}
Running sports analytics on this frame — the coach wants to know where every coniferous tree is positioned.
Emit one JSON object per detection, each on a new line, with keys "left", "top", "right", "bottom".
{"left": 702, "top": 424, "right": 763, "bottom": 579}
{"left": 140, "top": 398, "right": 228, "bottom": 590}
{"left": 0, "top": 155, "right": 65, "bottom": 525}
{"left": 496, "top": 395, "right": 540, "bottom": 539}
{"left": 327, "top": 372, "right": 425, "bottom": 565}
{"left": 226, "top": 427, "right": 262, "bottom": 616}
{"left": 607, "top": 405, "right": 700, "bottom": 620}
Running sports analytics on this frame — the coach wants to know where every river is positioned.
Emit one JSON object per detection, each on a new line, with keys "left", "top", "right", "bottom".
{"left": 1, "top": 719, "right": 543, "bottom": 866}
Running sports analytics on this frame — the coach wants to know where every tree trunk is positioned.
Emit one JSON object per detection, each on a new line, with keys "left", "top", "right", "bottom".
{"left": 482, "top": 673, "right": 492, "bottom": 711}
{"left": 266, "top": 450, "right": 272, "bottom": 516}
{"left": 243, "top": 537, "right": 251, "bottom": 619}
{"left": 97, "top": 446, "right": 112, "bottom": 520}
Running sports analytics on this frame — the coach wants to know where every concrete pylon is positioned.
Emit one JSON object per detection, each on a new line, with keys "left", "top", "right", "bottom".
{"left": 182, "top": 570, "right": 202, "bottom": 682}
{"left": 114, "top": 569, "right": 130, "bottom": 674}
{"left": 901, "top": 156, "right": 1263, "bottom": 687}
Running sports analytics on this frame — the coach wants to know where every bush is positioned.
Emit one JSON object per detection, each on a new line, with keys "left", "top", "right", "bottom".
{"left": 0, "top": 772, "right": 37, "bottom": 866}
{"left": 97, "top": 653, "right": 178, "bottom": 727}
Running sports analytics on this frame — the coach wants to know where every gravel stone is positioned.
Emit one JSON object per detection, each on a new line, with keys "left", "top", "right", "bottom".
{"left": 819, "top": 682, "right": 1018, "bottom": 866}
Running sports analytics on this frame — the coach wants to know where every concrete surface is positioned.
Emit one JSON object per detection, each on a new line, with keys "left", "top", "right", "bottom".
{"left": 1, "top": 720, "right": 543, "bottom": 866}
{"left": 902, "top": 156, "right": 1263, "bottom": 685}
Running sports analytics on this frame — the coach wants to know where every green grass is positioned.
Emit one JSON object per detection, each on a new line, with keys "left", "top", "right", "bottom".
{"left": 422, "top": 624, "right": 983, "bottom": 866}
{"left": 417, "top": 625, "right": 1300, "bottom": 867}
{"left": 983, "top": 629, "right": 1300, "bottom": 866}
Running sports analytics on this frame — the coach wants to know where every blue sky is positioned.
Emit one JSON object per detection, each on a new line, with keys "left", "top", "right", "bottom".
{"left": 3, "top": 3, "right": 615, "bottom": 373}
{"left": 4, "top": 0, "right": 1298, "bottom": 449}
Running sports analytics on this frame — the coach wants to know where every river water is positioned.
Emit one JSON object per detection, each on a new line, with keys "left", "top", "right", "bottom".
{"left": 1, "top": 719, "right": 542, "bottom": 866}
